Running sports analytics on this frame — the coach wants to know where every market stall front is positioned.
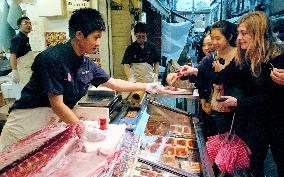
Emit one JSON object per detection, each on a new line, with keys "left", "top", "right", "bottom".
{"left": 0, "top": 91, "right": 213, "bottom": 177}
{"left": 109, "top": 98, "right": 214, "bottom": 177}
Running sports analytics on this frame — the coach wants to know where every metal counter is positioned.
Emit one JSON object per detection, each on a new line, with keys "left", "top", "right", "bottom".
{"left": 153, "top": 89, "right": 200, "bottom": 116}
{"left": 154, "top": 89, "right": 199, "bottom": 99}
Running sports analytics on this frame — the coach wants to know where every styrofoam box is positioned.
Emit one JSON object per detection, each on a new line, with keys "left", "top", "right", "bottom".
{"left": 73, "top": 106, "right": 110, "bottom": 122}
{"left": 1, "top": 82, "right": 24, "bottom": 100}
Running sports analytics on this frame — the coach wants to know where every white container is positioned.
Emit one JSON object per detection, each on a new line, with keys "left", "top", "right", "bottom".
{"left": 73, "top": 106, "right": 110, "bottom": 122}
{"left": 1, "top": 82, "right": 24, "bottom": 100}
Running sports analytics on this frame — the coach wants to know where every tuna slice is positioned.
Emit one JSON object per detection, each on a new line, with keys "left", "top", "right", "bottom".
{"left": 34, "top": 147, "right": 125, "bottom": 177}
{"left": 0, "top": 123, "right": 83, "bottom": 177}
{"left": 0, "top": 122, "right": 125, "bottom": 177}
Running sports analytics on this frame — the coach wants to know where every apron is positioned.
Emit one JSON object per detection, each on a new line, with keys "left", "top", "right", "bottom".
{"left": 0, "top": 107, "right": 60, "bottom": 151}
{"left": 17, "top": 51, "right": 36, "bottom": 84}
{"left": 130, "top": 62, "right": 154, "bottom": 83}
{"left": 0, "top": 52, "right": 36, "bottom": 85}
{"left": 3, "top": 51, "right": 37, "bottom": 99}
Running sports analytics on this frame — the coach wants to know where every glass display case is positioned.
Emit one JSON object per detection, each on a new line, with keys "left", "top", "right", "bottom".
{"left": 110, "top": 99, "right": 213, "bottom": 177}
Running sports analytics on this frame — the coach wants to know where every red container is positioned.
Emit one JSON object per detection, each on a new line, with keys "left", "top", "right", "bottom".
{"left": 99, "top": 118, "right": 107, "bottom": 130}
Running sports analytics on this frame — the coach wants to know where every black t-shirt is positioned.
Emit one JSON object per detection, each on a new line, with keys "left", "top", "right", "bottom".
{"left": 9, "top": 41, "right": 110, "bottom": 112}
{"left": 121, "top": 41, "right": 160, "bottom": 66}
{"left": 10, "top": 32, "right": 32, "bottom": 58}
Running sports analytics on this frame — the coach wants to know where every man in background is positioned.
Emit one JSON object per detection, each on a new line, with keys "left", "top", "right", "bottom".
{"left": 10, "top": 16, "right": 32, "bottom": 83}
{"left": 122, "top": 22, "right": 160, "bottom": 83}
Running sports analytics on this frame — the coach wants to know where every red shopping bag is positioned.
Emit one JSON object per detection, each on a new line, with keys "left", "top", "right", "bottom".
{"left": 205, "top": 114, "right": 251, "bottom": 174}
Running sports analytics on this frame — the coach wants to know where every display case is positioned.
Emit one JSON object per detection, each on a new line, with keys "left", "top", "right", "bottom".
{"left": 110, "top": 99, "right": 214, "bottom": 177}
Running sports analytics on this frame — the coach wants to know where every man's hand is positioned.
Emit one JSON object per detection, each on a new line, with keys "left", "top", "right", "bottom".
{"left": 146, "top": 83, "right": 165, "bottom": 94}
{"left": 12, "top": 69, "right": 20, "bottom": 83}
{"left": 166, "top": 73, "right": 178, "bottom": 86}
{"left": 75, "top": 121, "right": 85, "bottom": 139}
{"left": 271, "top": 68, "right": 284, "bottom": 85}
{"left": 179, "top": 65, "right": 198, "bottom": 76}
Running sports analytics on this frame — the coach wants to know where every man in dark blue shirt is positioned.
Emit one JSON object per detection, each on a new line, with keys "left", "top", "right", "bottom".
{"left": 122, "top": 22, "right": 160, "bottom": 82}
{"left": 10, "top": 16, "right": 32, "bottom": 83}
{"left": 0, "top": 9, "right": 164, "bottom": 151}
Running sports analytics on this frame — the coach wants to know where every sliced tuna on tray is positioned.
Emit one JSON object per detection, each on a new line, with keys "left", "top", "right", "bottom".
{"left": 0, "top": 123, "right": 83, "bottom": 177}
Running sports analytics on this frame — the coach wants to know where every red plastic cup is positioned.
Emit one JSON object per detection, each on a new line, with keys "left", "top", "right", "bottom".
{"left": 99, "top": 118, "right": 107, "bottom": 130}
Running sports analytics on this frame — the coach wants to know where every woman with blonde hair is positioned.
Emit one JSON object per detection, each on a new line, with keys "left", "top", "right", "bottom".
{"left": 217, "top": 11, "right": 284, "bottom": 176}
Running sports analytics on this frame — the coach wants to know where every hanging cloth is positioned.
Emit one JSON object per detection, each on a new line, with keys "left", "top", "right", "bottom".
{"left": 0, "top": 0, "right": 16, "bottom": 49}
{"left": 7, "top": 2, "right": 23, "bottom": 30}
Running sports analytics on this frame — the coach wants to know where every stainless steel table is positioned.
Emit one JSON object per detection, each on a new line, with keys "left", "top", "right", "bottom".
{"left": 153, "top": 89, "right": 200, "bottom": 115}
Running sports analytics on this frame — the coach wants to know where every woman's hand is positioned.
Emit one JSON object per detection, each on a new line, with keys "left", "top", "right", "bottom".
{"left": 271, "top": 68, "right": 284, "bottom": 85}
{"left": 166, "top": 66, "right": 199, "bottom": 86}
{"left": 166, "top": 73, "right": 178, "bottom": 86}
{"left": 219, "top": 96, "right": 237, "bottom": 108}
{"left": 179, "top": 65, "right": 198, "bottom": 76}
{"left": 213, "top": 60, "right": 225, "bottom": 72}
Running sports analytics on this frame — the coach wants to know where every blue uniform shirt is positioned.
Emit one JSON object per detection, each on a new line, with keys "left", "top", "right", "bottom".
{"left": 9, "top": 41, "right": 110, "bottom": 112}
{"left": 10, "top": 32, "right": 32, "bottom": 58}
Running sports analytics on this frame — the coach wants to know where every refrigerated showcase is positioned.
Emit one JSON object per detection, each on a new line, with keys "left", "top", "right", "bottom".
{"left": 110, "top": 99, "right": 214, "bottom": 177}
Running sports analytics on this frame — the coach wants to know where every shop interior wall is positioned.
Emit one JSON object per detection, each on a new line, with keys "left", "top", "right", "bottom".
{"left": 98, "top": 0, "right": 113, "bottom": 76}
{"left": 111, "top": 1, "right": 133, "bottom": 80}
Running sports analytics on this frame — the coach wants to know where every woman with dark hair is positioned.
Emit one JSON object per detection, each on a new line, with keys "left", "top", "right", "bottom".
{"left": 167, "top": 19, "right": 243, "bottom": 177}
{"left": 168, "top": 20, "right": 240, "bottom": 132}
{"left": 194, "top": 29, "right": 215, "bottom": 137}
{"left": 197, "top": 27, "right": 214, "bottom": 63}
